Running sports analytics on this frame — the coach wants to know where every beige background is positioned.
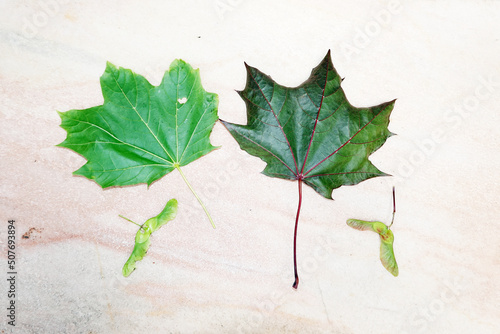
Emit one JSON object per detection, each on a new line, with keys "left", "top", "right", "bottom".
{"left": 1, "top": 0, "right": 499, "bottom": 333}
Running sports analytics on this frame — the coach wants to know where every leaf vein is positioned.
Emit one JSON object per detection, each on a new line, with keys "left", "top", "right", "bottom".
{"left": 248, "top": 68, "right": 299, "bottom": 174}
{"left": 303, "top": 103, "right": 392, "bottom": 176}
{"left": 111, "top": 72, "right": 176, "bottom": 164}
{"left": 65, "top": 118, "right": 173, "bottom": 166}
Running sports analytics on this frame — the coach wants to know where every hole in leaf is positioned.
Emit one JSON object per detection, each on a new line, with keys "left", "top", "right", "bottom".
{"left": 178, "top": 97, "right": 187, "bottom": 104}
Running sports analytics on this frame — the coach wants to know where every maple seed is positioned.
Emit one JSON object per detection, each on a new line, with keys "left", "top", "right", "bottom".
{"left": 221, "top": 50, "right": 395, "bottom": 288}
{"left": 121, "top": 198, "right": 178, "bottom": 277}
{"left": 346, "top": 187, "right": 399, "bottom": 276}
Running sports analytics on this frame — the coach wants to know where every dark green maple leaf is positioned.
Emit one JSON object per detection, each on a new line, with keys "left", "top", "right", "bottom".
{"left": 58, "top": 60, "right": 218, "bottom": 227}
{"left": 220, "top": 51, "right": 395, "bottom": 288}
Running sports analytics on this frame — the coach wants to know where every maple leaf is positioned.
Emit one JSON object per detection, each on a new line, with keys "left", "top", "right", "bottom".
{"left": 220, "top": 51, "right": 395, "bottom": 288}
{"left": 121, "top": 198, "right": 178, "bottom": 277}
{"left": 58, "top": 60, "right": 218, "bottom": 227}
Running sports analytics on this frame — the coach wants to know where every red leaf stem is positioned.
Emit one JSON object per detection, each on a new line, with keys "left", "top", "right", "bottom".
{"left": 292, "top": 178, "right": 303, "bottom": 289}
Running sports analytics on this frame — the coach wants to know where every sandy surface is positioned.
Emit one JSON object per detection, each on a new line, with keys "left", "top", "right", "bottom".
{"left": 1, "top": 1, "right": 499, "bottom": 333}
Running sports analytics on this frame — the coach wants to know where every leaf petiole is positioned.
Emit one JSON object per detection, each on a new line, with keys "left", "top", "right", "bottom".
{"left": 292, "top": 179, "right": 303, "bottom": 289}
{"left": 175, "top": 165, "right": 216, "bottom": 229}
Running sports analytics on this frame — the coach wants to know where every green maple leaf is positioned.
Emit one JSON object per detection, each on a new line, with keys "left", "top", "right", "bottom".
{"left": 121, "top": 198, "right": 178, "bottom": 277}
{"left": 58, "top": 60, "right": 218, "bottom": 227}
{"left": 220, "top": 51, "right": 395, "bottom": 288}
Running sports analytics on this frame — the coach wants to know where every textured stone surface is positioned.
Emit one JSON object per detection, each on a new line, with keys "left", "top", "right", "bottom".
{"left": 1, "top": 1, "right": 499, "bottom": 333}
